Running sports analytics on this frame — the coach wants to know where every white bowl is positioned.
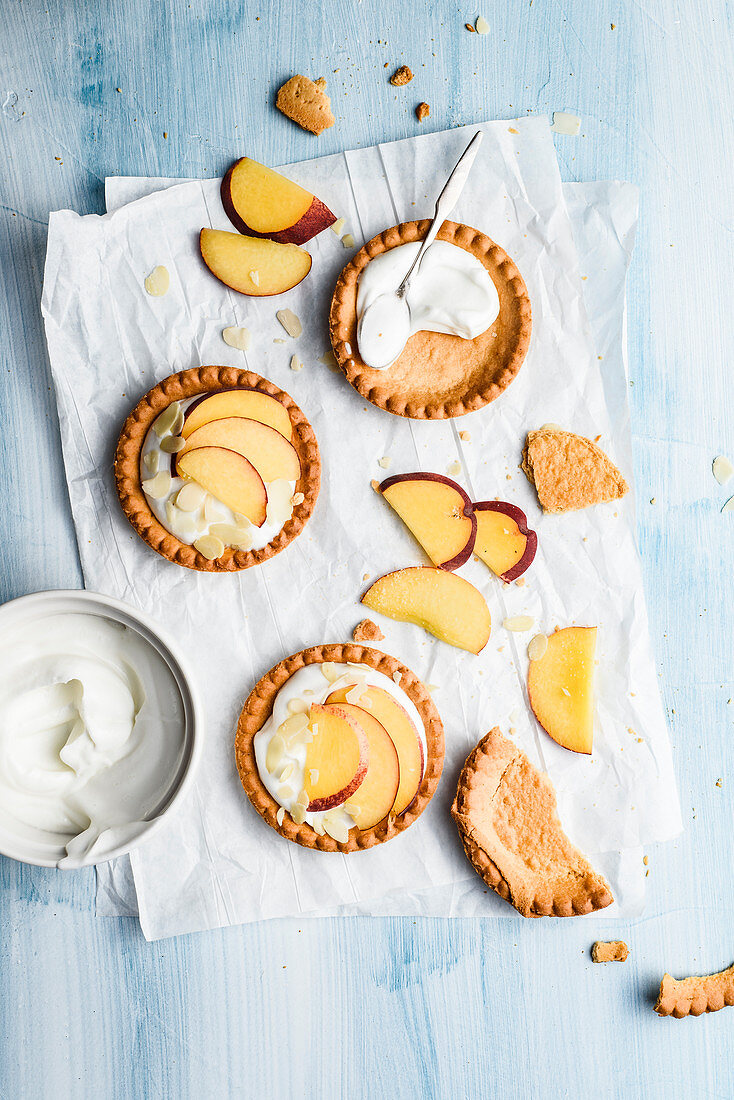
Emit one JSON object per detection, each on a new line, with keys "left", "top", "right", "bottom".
{"left": 0, "top": 589, "right": 202, "bottom": 868}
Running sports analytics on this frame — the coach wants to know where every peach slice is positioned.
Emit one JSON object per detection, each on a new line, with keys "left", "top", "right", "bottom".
{"left": 527, "top": 627, "right": 597, "bottom": 754}
{"left": 326, "top": 685, "right": 424, "bottom": 815}
{"left": 176, "top": 446, "right": 267, "bottom": 526}
{"left": 362, "top": 567, "right": 491, "bottom": 654}
{"left": 182, "top": 390, "right": 292, "bottom": 441}
{"left": 179, "top": 418, "right": 301, "bottom": 483}
{"left": 199, "top": 228, "right": 311, "bottom": 296}
{"left": 303, "top": 703, "right": 369, "bottom": 812}
{"left": 474, "top": 501, "right": 538, "bottom": 582}
{"left": 221, "top": 157, "right": 336, "bottom": 245}
{"left": 325, "top": 702, "right": 400, "bottom": 828}
{"left": 380, "top": 473, "right": 477, "bottom": 570}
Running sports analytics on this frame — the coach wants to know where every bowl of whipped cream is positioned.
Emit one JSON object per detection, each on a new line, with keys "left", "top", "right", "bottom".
{"left": 0, "top": 589, "right": 202, "bottom": 868}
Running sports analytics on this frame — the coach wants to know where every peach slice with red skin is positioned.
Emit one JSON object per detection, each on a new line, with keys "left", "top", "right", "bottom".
{"left": 182, "top": 390, "right": 292, "bottom": 441}
{"left": 473, "top": 501, "right": 537, "bottom": 582}
{"left": 176, "top": 446, "right": 267, "bottom": 526}
{"left": 326, "top": 684, "right": 424, "bottom": 815}
{"left": 303, "top": 703, "right": 369, "bottom": 812}
{"left": 362, "top": 567, "right": 491, "bottom": 654}
{"left": 178, "top": 417, "right": 301, "bottom": 483}
{"left": 527, "top": 627, "right": 597, "bottom": 754}
{"left": 326, "top": 702, "right": 400, "bottom": 828}
{"left": 380, "top": 473, "right": 476, "bottom": 570}
{"left": 221, "top": 157, "right": 336, "bottom": 245}
{"left": 199, "top": 228, "right": 312, "bottom": 296}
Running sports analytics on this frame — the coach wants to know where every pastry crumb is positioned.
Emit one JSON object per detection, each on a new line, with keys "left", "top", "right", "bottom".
{"left": 459, "top": 430, "right": 471, "bottom": 442}
{"left": 276, "top": 74, "right": 335, "bottom": 135}
{"left": 353, "top": 618, "right": 384, "bottom": 643}
{"left": 416, "top": 102, "right": 430, "bottom": 122}
{"left": 465, "top": 22, "right": 475, "bottom": 32}
{"left": 390, "top": 65, "right": 413, "bottom": 86}
{"left": 716, "top": 777, "right": 723, "bottom": 788}
{"left": 591, "top": 941, "right": 629, "bottom": 963}
{"left": 370, "top": 479, "right": 380, "bottom": 491}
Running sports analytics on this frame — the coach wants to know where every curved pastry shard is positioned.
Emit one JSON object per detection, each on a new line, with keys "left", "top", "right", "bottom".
{"left": 654, "top": 962, "right": 734, "bottom": 1018}
{"left": 522, "top": 427, "right": 628, "bottom": 513}
{"left": 451, "top": 728, "right": 613, "bottom": 917}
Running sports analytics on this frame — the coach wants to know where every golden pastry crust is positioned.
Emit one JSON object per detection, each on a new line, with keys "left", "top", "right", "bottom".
{"left": 451, "top": 728, "right": 614, "bottom": 917}
{"left": 276, "top": 75, "right": 335, "bottom": 135}
{"left": 592, "top": 940, "right": 629, "bottom": 963}
{"left": 329, "top": 220, "right": 532, "bottom": 419}
{"left": 522, "top": 427, "right": 628, "bottom": 513}
{"left": 115, "top": 366, "right": 320, "bottom": 572}
{"left": 654, "top": 962, "right": 734, "bottom": 1018}
{"left": 352, "top": 619, "right": 384, "bottom": 643}
{"left": 234, "top": 643, "right": 444, "bottom": 852}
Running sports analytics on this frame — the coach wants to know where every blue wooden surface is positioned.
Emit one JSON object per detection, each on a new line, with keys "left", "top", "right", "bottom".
{"left": 1, "top": 1, "right": 733, "bottom": 1096}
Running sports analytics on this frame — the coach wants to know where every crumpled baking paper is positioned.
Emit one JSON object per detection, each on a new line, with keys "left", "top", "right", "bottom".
{"left": 41, "top": 118, "right": 681, "bottom": 939}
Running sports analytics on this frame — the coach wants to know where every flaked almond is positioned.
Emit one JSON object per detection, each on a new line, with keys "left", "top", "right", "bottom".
{"left": 561, "top": 686, "right": 571, "bottom": 697}
{"left": 322, "top": 815, "right": 350, "bottom": 843}
{"left": 459, "top": 430, "right": 471, "bottom": 442}
{"left": 390, "top": 65, "right": 413, "bottom": 86}
{"left": 343, "top": 801, "right": 361, "bottom": 818}
{"left": 290, "top": 355, "right": 303, "bottom": 372}
{"left": 287, "top": 697, "right": 309, "bottom": 716}
{"left": 321, "top": 662, "right": 343, "bottom": 683}
{"left": 279, "top": 786, "right": 294, "bottom": 801}
{"left": 152, "top": 401, "right": 182, "bottom": 437}
{"left": 527, "top": 634, "right": 548, "bottom": 661}
{"left": 266, "top": 733, "right": 286, "bottom": 773}
{"left": 176, "top": 482, "right": 206, "bottom": 511}
{"left": 222, "top": 325, "right": 252, "bottom": 352}
{"left": 249, "top": 269, "right": 260, "bottom": 286}
{"left": 503, "top": 615, "right": 535, "bottom": 632}
{"left": 475, "top": 15, "right": 489, "bottom": 33}
{"left": 722, "top": 494, "right": 734, "bottom": 513}
{"left": 713, "top": 455, "right": 734, "bottom": 485}
{"left": 276, "top": 806, "right": 286, "bottom": 827}
{"left": 160, "top": 434, "right": 186, "bottom": 454}
{"left": 193, "top": 534, "right": 225, "bottom": 560}
{"left": 331, "top": 217, "right": 346, "bottom": 235}
{"left": 144, "top": 265, "right": 170, "bottom": 297}
{"left": 296, "top": 787, "right": 309, "bottom": 808}
{"left": 143, "top": 450, "right": 160, "bottom": 475}
{"left": 392, "top": 670, "right": 403, "bottom": 685}
{"left": 308, "top": 769, "right": 319, "bottom": 785}
{"left": 378, "top": 456, "right": 392, "bottom": 469}
{"left": 291, "top": 492, "right": 305, "bottom": 506}
{"left": 279, "top": 761, "right": 295, "bottom": 783}
{"left": 142, "top": 471, "right": 172, "bottom": 499}
{"left": 209, "top": 523, "right": 254, "bottom": 551}
{"left": 342, "top": 233, "right": 355, "bottom": 248}
{"left": 551, "top": 111, "right": 581, "bottom": 136}
{"left": 278, "top": 712, "right": 309, "bottom": 741}
{"left": 312, "top": 816, "right": 325, "bottom": 836}
{"left": 276, "top": 308, "right": 302, "bottom": 338}
{"left": 345, "top": 680, "right": 367, "bottom": 705}
{"left": 291, "top": 804, "right": 306, "bottom": 826}
{"left": 447, "top": 460, "right": 462, "bottom": 477}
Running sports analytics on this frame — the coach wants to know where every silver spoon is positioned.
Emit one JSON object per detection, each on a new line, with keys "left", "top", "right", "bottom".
{"left": 357, "top": 129, "right": 484, "bottom": 369}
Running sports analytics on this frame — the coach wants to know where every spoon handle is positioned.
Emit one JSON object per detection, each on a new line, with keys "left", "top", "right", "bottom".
{"left": 397, "top": 129, "right": 484, "bottom": 296}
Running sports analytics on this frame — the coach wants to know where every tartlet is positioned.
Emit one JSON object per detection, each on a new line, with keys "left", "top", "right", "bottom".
{"left": 329, "top": 220, "right": 531, "bottom": 419}
{"left": 115, "top": 365, "right": 320, "bottom": 572}
{"left": 235, "top": 643, "right": 445, "bottom": 852}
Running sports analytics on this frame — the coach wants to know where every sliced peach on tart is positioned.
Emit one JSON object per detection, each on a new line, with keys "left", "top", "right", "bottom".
{"left": 326, "top": 684, "right": 424, "bottom": 815}
{"left": 473, "top": 500, "right": 538, "bottom": 582}
{"left": 178, "top": 417, "right": 301, "bottom": 483}
{"left": 182, "top": 390, "right": 292, "bottom": 441}
{"left": 379, "top": 473, "right": 477, "bottom": 570}
{"left": 221, "top": 157, "right": 336, "bottom": 245}
{"left": 327, "top": 702, "right": 400, "bottom": 828}
{"left": 199, "top": 228, "right": 312, "bottom": 296}
{"left": 303, "top": 703, "right": 369, "bottom": 812}
{"left": 527, "top": 626, "right": 597, "bottom": 754}
{"left": 362, "top": 567, "right": 491, "bottom": 654}
{"left": 176, "top": 446, "right": 268, "bottom": 526}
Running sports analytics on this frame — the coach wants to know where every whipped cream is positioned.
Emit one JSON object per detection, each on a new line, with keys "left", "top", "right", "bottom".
{"left": 253, "top": 662, "right": 427, "bottom": 840}
{"left": 0, "top": 612, "right": 186, "bottom": 866}
{"left": 356, "top": 239, "right": 500, "bottom": 369}
{"left": 141, "top": 397, "right": 295, "bottom": 552}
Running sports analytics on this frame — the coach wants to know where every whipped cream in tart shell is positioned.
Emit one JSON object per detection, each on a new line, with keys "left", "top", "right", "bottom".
{"left": 235, "top": 643, "right": 444, "bottom": 853}
{"left": 115, "top": 366, "right": 320, "bottom": 572}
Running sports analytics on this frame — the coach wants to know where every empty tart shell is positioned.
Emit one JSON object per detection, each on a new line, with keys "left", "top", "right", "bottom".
{"left": 115, "top": 365, "right": 320, "bottom": 572}
{"left": 329, "top": 220, "right": 532, "bottom": 419}
{"left": 235, "top": 643, "right": 445, "bottom": 852}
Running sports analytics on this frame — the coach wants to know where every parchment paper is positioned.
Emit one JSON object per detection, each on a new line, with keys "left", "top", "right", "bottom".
{"left": 41, "top": 119, "right": 681, "bottom": 939}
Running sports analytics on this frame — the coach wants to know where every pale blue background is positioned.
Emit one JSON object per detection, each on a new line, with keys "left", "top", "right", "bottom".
{"left": 1, "top": 2, "right": 732, "bottom": 1097}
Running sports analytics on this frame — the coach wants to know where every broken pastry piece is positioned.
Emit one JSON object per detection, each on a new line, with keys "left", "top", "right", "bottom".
{"left": 522, "top": 427, "right": 628, "bottom": 513}
{"left": 592, "top": 940, "right": 629, "bottom": 963}
{"left": 276, "top": 75, "right": 335, "bottom": 135}
{"left": 352, "top": 618, "right": 384, "bottom": 644}
{"left": 451, "top": 728, "right": 613, "bottom": 917}
{"left": 654, "top": 961, "right": 734, "bottom": 1017}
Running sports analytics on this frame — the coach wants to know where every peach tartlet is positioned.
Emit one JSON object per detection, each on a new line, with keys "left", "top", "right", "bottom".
{"left": 115, "top": 366, "right": 320, "bottom": 571}
{"left": 235, "top": 644, "right": 444, "bottom": 851}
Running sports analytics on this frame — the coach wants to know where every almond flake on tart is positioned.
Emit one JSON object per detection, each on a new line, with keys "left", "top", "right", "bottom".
{"left": 235, "top": 643, "right": 445, "bottom": 852}
{"left": 115, "top": 366, "right": 320, "bottom": 572}
{"left": 451, "top": 728, "right": 613, "bottom": 917}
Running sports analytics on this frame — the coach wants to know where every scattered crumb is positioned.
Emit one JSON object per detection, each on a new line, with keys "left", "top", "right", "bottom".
{"left": 643, "top": 855, "right": 649, "bottom": 866}
{"left": 378, "top": 456, "right": 392, "bottom": 469}
{"left": 459, "top": 430, "right": 471, "bottom": 442}
{"left": 475, "top": 15, "right": 490, "bottom": 34}
{"left": 465, "top": 22, "right": 475, "bottom": 32}
{"left": 505, "top": 473, "right": 512, "bottom": 481}
{"left": 290, "top": 355, "right": 303, "bottom": 372}
{"left": 551, "top": 111, "right": 581, "bottom": 136}
{"left": 362, "top": 573, "right": 370, "bottom": 582}
{"left": 392, "top": 670, "right": 402, "bottom": 685}
{"left": 515, "top": 578, "right": 525, "bottom": 587}
{"left": 716, "top": 778, "right": 723, "bottom": 788}
{"left": 370, "top": 479, "right": 380, "bottom": 492}
{"left": 163, "top": 131, "right": 168, "bottom": 139}
{"left": 508, "top": 126, "right": 519, "bottom": 134}
{"left": 416, "top": 102, "right": 430, "bottom": 122}
{"left": 353, "top": 618, "right": 384, "bottom": 643}
{"left": 650, "top": 497, "right": 656, "bottom": 505}
{"left": 447, "top": 460, "right": 461, "bottom": 477}
{"left": 591, "top": 941, "right": 629, "bottom": 963}
{"left": 390, "top": 66, "right": 413, "bottom": 86}
{"left": 273, "top": 338, "right": 286, "bottom": 344}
